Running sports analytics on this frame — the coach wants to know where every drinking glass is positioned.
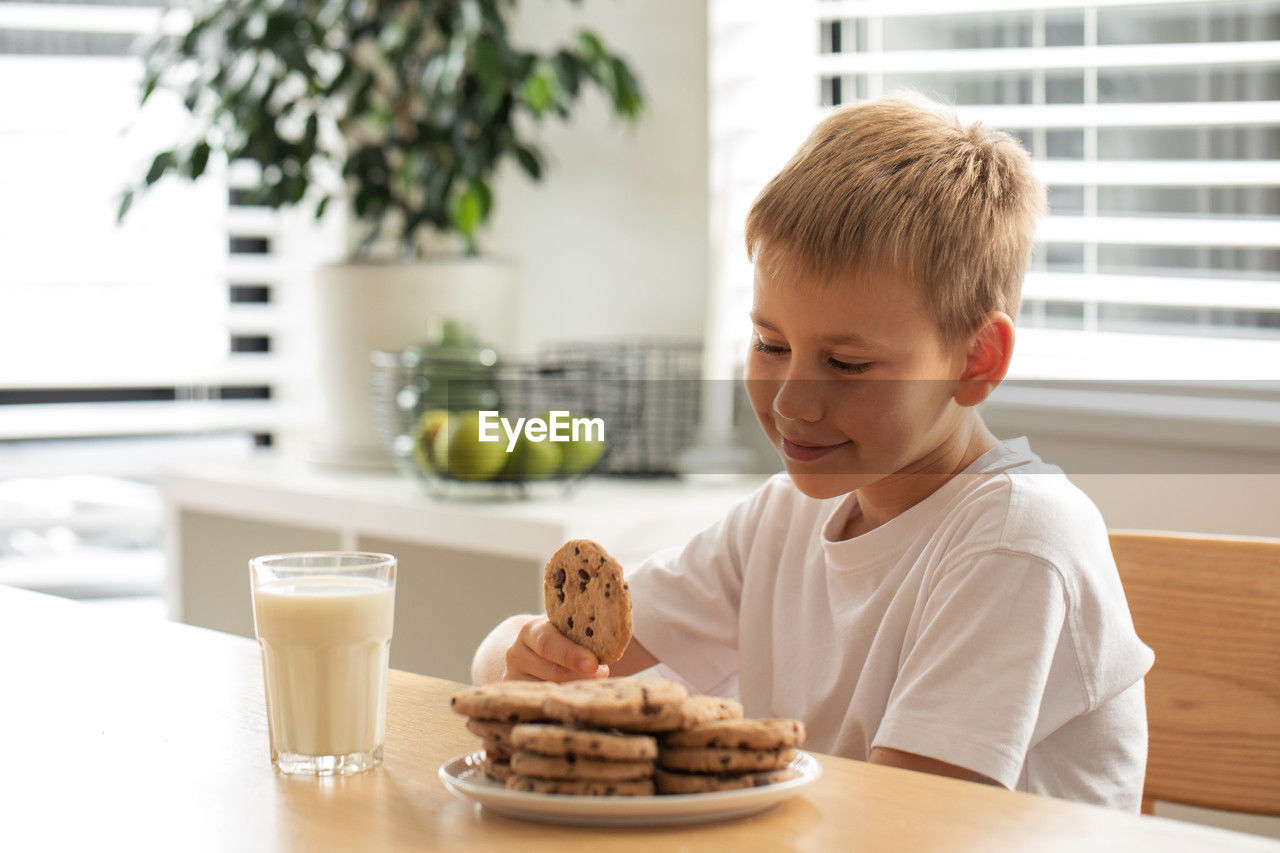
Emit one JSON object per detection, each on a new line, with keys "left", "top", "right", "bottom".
{"left": 249, "top": 552, "right": 396, "bottom": 775}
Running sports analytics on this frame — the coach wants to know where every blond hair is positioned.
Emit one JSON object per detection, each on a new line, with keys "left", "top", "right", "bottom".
{"left": 745, "top": 93, "right": 1046, "bottom": 343}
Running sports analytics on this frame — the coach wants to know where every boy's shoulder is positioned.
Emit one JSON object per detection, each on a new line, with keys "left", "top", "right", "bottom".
{"left": 941, "top": 439, "right": 1111, "bottom": 573}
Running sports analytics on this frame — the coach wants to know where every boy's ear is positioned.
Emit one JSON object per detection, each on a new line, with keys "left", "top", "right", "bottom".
{"left": 954, "top": 312, "right": 1014, "bottom": 407}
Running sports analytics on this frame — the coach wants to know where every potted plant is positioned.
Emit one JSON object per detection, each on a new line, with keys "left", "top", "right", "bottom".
{"left": 120, "top": 0, "right": 643, "bottom": 466}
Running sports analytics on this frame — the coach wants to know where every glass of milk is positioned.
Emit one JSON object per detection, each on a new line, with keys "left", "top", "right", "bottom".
{"left": 249, "top": 552, "right": 396, "bottom": 776}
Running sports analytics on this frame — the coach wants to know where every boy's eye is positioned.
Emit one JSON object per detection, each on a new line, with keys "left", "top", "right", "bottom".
{"left": 753, "top": 339, "right": 874, "bottom": 375}
{"left": 829, "top": 358, "right": 873, "bottom": 375}
{"left": 752, "top": 339, "right": 787, "bottom": 355}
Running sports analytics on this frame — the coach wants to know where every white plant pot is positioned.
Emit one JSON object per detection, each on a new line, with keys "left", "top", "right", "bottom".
{"left": 310, "top": 257, "right": 518, "bottom": 469}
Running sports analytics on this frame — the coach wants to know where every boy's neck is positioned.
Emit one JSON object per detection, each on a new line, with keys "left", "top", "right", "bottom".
{"left": 838, "top": 419, "right": 1000, "bottom": 541}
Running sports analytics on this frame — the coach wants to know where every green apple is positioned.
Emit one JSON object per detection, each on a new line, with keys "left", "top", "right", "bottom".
{"left": 432, "top": 411, "right": 507, "bottom": 481}
{"left": 410, "top": 409, "right": 450, "bottom": 471}
{"left": 499, "top": 432, "right": 562, "bottom": 481}
{"left": 558, "top": 411, "right": 607, "bottom": 476}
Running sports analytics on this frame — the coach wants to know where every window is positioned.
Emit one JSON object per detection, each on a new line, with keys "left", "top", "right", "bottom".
{"left": 709, "top": 0, "right": 1280, "bottom": 386}
{"left": 0, "top": 1, "right": 338, "bottom": 606}
{"left": 0, "top": 0, "right": 340, "bottom": 448}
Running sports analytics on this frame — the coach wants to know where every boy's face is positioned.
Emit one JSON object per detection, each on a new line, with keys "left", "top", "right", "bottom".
{"left": 745, "top": 261, "right": 974, "bottom": 500}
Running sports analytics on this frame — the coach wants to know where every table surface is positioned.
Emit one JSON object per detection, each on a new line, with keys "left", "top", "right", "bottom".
{"left": 5, "top": 586, "right": 1277, "bottom": 852}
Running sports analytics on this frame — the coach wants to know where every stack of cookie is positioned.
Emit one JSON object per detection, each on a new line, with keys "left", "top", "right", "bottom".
{"left": 449, "top": 680, "right": 559, "bottom": 783}
{"left": 451, "top": 676, "right": 754, "bottom": 795}
{"left": 506, "top": 724, "right": 659, "bottom": 796}
{"left": 503, "top": 677, "right": 730, "bottom": 796}
{"left": 656, "top": 718, "right": 806, "bottom": 794}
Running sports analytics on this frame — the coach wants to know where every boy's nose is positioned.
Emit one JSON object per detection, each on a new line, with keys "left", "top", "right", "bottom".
{"left": 772, "top": 376, "right": 825, "bottom": 423}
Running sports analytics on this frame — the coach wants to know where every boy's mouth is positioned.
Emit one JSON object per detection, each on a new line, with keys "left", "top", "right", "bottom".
{"left": 781, "top": 436, "right": 850, "bottom": 462}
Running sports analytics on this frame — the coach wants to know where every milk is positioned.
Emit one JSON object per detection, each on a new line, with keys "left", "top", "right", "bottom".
{"left": 253, "top": 576, "right": 395, "bottom": 758}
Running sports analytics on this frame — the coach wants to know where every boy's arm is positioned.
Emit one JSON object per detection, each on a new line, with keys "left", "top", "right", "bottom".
{"left": 869, "top": 747, "right": 1001, "bottom": 787}
{"left": 470, "top": 613, "right": 660, "bottom": 685}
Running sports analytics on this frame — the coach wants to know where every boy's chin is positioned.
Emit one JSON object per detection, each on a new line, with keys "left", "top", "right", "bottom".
{"left": 785, "top": 468, "right": 872, "bottom": 500}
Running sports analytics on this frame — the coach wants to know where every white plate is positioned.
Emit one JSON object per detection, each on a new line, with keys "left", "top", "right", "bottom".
{"left": 438, "top": 750, "right": 822, "bottom": 827}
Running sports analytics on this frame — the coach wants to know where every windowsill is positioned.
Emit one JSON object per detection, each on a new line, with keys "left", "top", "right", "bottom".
{"left": 1009, "top": 328, "right": 1280, "bottom": 382}
{"left": 982, "top": 383, "right": 1280, "bottom": 458}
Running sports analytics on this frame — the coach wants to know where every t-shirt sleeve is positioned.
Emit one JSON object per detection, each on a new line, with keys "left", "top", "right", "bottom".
{"left": 625, "top": 479, "right": 780, "bottom": 693}
{"left": 871, "top": 549, "right": 1086, "bottom": 789}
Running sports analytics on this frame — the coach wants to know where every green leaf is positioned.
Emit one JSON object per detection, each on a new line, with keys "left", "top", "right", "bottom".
{"left": 577, "top": 30, "right": 605, "bottom": 62}
{"left": 514, "top": 144, "right": 541, "bottom": 180}
{"left": 116, "top": 189, "right": 134, "bottom": 224}
{"left": 145, "top": 151, "right": 175, "bottom": 186}
{"left": 473, "top": 36, "right": 506, "bottom": 98}
{"left": 179, "top": 19, "right": 206, "bottom": 56}
{"left": 520, "top": 61, "right": 556, "bottom": 117}
{"left": 449, "top": 178, "right": 490, "bottom": 246}
{"left": 189, "top": 142, "right": 211, "bottom": 180}
{"left": 315, "top": 194, "right": 332, "bottom": 221}
{"left": 552, "top": 51, "right": 581, "bottom": 97}
{"left": 610, "top": 58, "right": 643, "bottom": 118}
{"left": 141, "top": 69, "right": 161, "bottom": 104}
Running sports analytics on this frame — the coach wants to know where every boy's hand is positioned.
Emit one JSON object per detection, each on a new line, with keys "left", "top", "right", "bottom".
{"left": 504, "top": 615, "right": 610, "bottom": 683}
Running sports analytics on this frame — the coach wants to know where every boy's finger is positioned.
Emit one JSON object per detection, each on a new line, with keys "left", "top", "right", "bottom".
{"left": 525, "top": 619, "right": 599, "bottom": 674}
{"left": 507, "top": 644, "right": 598, "bottom": 683}
{"left": 506, "top": 640, "right": 601, "bottom": 681}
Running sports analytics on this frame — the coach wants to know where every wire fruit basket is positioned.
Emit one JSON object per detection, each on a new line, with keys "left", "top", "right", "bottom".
{"left": 537, "top": 338, "right": 703, "bottom": 476}
{"left": 371, "top": 348, "right": 638, "bottom": 500}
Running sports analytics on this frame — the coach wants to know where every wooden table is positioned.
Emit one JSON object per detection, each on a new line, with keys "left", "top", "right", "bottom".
{"left": 4, "top": 586, "right": 1277, "bottom": 852}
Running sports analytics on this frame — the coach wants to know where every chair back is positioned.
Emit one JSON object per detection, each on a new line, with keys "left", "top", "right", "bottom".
{"left": 1109, "top": 530, "right": 1280, "bottom": 816}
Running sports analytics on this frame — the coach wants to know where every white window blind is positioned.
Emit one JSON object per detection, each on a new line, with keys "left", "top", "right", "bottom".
{"left": 709, "top": 0, "right": 1280, "bottom": 384}
{"left": 0, "top": 0, "right": 339, "bottom": 448}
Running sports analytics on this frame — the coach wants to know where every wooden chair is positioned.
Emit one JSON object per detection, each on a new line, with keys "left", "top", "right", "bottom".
{"left": 1109, "top": 531, "right": 1280, "bottom": 817}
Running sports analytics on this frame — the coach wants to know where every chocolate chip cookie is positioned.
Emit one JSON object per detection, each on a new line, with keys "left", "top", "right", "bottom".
{"left": 542, "top": 677, "right": 689, "bottom": 732}
{"left": 465, "top": 718, "right": 514, "bottom": 745}
{"left": 482, "top": 754, "right": 513, "bottom": 782}
{"left": 506, "top": 776, "right": 656, "bottom": 796}
{"left": 450, "top": 680, "right": 559, "bottom": 723}
{"left": 654, "top": 767, "right": 798, "bottom": 794}
{"left": 543, "top": 540, "right": 632, "bottom": 664}
{"left": 509, "top": 751, "right": 654, "bottom": 781}
{"left": 679, "top": 695, "right": 745, "bottom": 727}
{"left": 510, "top": 723, "right": 658, "bottom": 761}
{"left": 663, "top": 718, "right": 806, "bottom": 751}
{"left": 659, "top": 746, "right": 798, "bottom": 773}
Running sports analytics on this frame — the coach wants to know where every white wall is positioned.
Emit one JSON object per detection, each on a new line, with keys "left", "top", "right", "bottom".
{"left": 483, "top": 0, "right": 709, "bottom": 352}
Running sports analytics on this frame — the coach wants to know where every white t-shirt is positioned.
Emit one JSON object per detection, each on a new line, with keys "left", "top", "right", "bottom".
{"left": 628, "top": 437, "right": 1154, "bottom": 810}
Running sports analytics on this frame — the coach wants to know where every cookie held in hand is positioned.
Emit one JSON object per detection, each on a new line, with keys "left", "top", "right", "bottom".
{"left": 543, "top": 539, "right": 633, "bottom": 664}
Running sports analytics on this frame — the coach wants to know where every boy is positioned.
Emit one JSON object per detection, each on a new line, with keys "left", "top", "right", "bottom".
{"left": 471, "top": 94, "right": 1153, "bottom": 810}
